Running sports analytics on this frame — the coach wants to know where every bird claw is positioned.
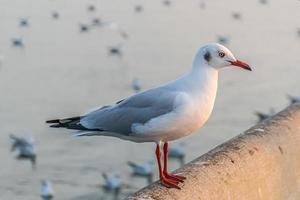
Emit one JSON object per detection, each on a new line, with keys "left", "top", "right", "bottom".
{"left": 164, "top": 172, "right": 186, "bottom": 183}
{"left": 160, "top": 176, "right": 181, "bottom": 189}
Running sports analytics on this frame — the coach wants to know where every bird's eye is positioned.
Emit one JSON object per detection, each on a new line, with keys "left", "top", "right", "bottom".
{"left": 218, "top": 52, "right": 225, "bottom": 58}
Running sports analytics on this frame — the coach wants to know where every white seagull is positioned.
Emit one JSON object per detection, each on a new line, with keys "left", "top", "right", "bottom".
{"left": 40, "top": 180, "right": 54, "bottom": 200}
{"left": 46, "top": 43, "right": 251, "bottom": 189}
{"left": 10, "top": 134, "right": 37, "bottom": 169}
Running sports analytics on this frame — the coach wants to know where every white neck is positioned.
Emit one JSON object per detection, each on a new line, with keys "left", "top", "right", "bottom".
{"left": 183, "top": 59, "right": 219, "bottom": 95}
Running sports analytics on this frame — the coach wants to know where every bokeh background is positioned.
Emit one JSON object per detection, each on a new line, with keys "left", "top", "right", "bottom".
{"left": 0, "top": 0, "right": 299, "bottom": 199}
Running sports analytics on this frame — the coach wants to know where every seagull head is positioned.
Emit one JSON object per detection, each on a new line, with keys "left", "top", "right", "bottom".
{"left": 195, "top": 43, "right": 251, "bottom": 71}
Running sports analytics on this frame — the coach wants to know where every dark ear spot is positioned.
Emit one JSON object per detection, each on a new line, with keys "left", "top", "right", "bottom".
{"left": 204, "top": 51, "right": 211, "bottom": 62}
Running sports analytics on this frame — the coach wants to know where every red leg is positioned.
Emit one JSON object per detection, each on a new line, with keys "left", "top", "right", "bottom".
{"left": 163, "top": 142, "right": 186, "bottom": 183}
{"left": 155, "top": 143, "right": 180, "bottom": 189}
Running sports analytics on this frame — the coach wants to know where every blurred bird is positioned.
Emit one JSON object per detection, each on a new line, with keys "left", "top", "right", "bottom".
{"left": 163, "top": 0, "right": 171, "bottom": 6}
{"left": 52, "top": 11, "right": 59, "bottom": 19}
{"left": 11, "top": 37, "right": 24, "bottom": 47}
{"left": 217, "top": 35, "right": 229, "bottom": 45}
{"left": 259, "top": 0, "right": 268, "bottom": 5}
{"left": 131, "top": 78, "right": 141, "bottom": 93}
{"left": 102, "top": 173, "right": 121, "bottom": 200}
{"left": 231, "top": 12, "right": 242, "bottom": 20}
{"left": 10, "top": 134, "right": 36, "bottom": 169}
{"left": 134, "top": 5, "right": 143, "bottom": 13}
{"left": 79, "top": 24, "right": 89, "bottom": 32}
{"left": 108, "top": 44, "right": 123, "bottom": 57}
{"left": 19, "top": 18, "right": 29, "bottom": 27}
{"left": 254, "top": 108, "right": 275, "bottom": 122}
{"left": 40, "top": 180, "right": 54, "bottom": 200}
{"left": 199, "top": 2, "right": 206, "bottom": 9}
{"left": 128, "top": 161, "right": 154, "bottom": 184}
{"left": 91, "top": 18, "right": 101, "bottom": 26}
{"left": 168, "top": 143, "right": 186, "bottom": 167}
{"left": 287, "top": 94, "right": 300, "bottom": 105}
{"left": 87, "top": 4, "right": 96, "bottom": 12}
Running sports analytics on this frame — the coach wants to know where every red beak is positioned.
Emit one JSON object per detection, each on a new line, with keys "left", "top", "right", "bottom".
{"left": 229, "top": 59, "right": 252, "bottom": 71}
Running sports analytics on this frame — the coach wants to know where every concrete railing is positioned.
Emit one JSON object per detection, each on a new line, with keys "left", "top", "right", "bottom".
{"left": 127, "top": 103, "right": 300, "bottom": 200}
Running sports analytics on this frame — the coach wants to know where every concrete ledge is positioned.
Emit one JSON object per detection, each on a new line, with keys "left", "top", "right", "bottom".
{"left": 127, "top": 103, "right": 300, "bottom": 200}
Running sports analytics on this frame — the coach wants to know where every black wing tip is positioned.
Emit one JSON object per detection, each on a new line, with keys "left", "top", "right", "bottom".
{"left": 46, "top": 119, "right": 60, "bottom": 124}
{"left": 49, "top": 124, "right": 62, "bottom": 128}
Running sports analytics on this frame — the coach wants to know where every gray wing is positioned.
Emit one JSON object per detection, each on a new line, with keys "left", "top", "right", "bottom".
{"left": 80, "top": 87, "right": 178, "bottom": 135}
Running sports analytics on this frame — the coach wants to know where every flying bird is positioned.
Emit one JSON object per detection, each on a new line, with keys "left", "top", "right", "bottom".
{"left": 40, "top": 180, "right": 54, "bottom": 200}
{"left": 46, "top": 43, "right": 251, "bottom": 189}
{"left": 10, "top": 134, "right": 36, "bottom": 169}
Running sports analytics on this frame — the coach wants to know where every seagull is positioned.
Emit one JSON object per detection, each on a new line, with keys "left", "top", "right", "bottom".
{"left": 199, "top": 2, "right": 206, "bottom": 9}
{"left": 79, "top": 24, "right": 89, "bottom": 32}
{"left": 46, "top": 43, "right": 252, "bottom": 189}
{"left": 231, "top": 12, "right": 242, "bottom": 20}
{"left": 40, "top": 180, "right": 54, "bottom": 200}
{"left": 87, "top": 4, "right": 96, "bottom": 12}
{"left": 254, "top": 108, "right": 275, "bottom": 122}
{"left": 11, "top": 37, "right": 24, "bottom": 47}
{"left": 259, "top": 0, "right": 268, "bottom": 5}
{"left": 19, "top": 18, "right": 29, "bottom": 27}
{"left": 163, "top": 0, "right": 172, "bottom": 6}
{"left": 134, "top": 5, "right": 143, "bottom": 13}
{"left": 287, "top": 94, "right": 300, "bottom": 105}
{"left": 168, "top": 143, "right": 185, "bottom": 167}
{"left": 51, "top": 11, "right": 59, "bottom": 19}
{"left": 131, "top": 78, "right": 141, "bottom": 93}
{"left": 128, "top": 161, "right": 154, "bottom": 184}
{"left": 102, "top": 173, "right": 121, "bottom": 199}
{"left": 10, "top": 134, "right": 36, "bottom": 169}
{"left": 91, "top": 18, "right": 101, "bottom": 26}
{"left": 108, "top": 44, "right": 123, "bottom": 57}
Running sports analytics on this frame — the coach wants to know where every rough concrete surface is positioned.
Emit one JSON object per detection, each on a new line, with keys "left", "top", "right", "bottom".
{"left": 127, "top": 103, "right": 300, "bottom": 200}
